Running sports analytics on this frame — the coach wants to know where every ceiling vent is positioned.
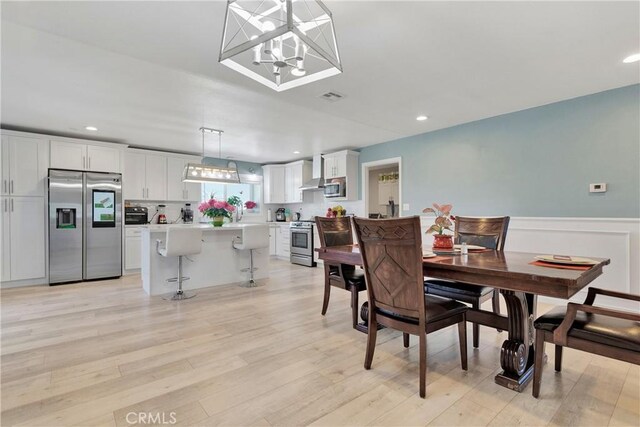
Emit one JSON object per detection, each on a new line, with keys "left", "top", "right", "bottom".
{"left": 319, "top": 91, "right": 345, "bottom": 102}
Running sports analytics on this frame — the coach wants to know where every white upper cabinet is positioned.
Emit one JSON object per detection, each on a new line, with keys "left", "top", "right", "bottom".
{"left": 263, "top": 165, "right": 286, "bottom": 204}
{"left": 322, "top": 150, "right": 359, "bottom": 201}
{"left": 324, "top": 153, "right": 348, "bottom": 179}
{"left": 167, "top": 157, "right": 201, "bottom": 201}
{"left": 264, "top": 161, "right": 310, "bottom": 205}
{"left": 123, "top": 151, "right": 167, "bottom": 201}
{"left": 145, "top": 154, "right": 167, "bottom": 201}
{"left": 50, "top": 140, "right": 121, "bottom": 173}
{"left": 50, "top": 140, "right": 85, "bottom": 171}
{"left": 123, "top": 152, "right": 147, "bottom": 200}
{"left": 1, "top": 135, "right": 48, "bottom": 197}
{"left": 86, "top": 145, "right": 121, "bottom": 173}
{"left": 284, "top": 160, "right": 311, "bottom": 203}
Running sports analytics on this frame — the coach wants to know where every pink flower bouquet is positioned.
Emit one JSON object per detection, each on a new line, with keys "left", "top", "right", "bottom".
{"left": 198, "top": 198, "right": 236, "bottom": 220}
{"left": 244, "top": 200, "right": 257, "bottom": 209}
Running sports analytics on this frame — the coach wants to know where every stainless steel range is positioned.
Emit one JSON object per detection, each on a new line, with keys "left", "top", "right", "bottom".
{"left": 290, "top": 220, "right": 316, "bottom": 267}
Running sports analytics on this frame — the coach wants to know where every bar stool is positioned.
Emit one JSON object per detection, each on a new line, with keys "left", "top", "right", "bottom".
{"left": 233, "top": 225, "right": 269, "bottom": 287}
{"left": 156, "top": 227, "right": 203, "bottom": 300}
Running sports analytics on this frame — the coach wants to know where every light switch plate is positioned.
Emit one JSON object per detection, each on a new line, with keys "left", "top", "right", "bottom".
{"left": 589, "top": 183, "right": 607, "bottom": 193}
{"left": 402, "top": 203, "right": 410, "bottom": 211}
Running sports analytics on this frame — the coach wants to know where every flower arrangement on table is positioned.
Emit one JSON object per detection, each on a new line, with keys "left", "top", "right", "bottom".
{"left": 198, "top": 198, "right": 236, "bottom": 227}
{"left": 244, "top": 200, "right": 257, "bottom": 212}
{"left": 422, "top": 203, "right": 455, "bottom": 249}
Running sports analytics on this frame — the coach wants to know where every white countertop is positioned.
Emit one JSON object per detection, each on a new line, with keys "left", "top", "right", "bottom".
{"left": 144, "top": 223, "right": 268, "bottom": 232}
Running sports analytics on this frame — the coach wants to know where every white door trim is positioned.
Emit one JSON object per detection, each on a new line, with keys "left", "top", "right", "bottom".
{"left": 361, "top": 157, "right": 402, "bottom": 218}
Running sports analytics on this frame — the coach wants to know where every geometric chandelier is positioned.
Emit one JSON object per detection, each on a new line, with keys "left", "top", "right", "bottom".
{"left": 218, "top": 0, "right": 342, "bottom": 92}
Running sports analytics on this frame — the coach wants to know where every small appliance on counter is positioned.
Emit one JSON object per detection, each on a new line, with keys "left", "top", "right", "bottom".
{"left": 157, "top": 204, "right": 167, "bottom": 224}
{"left": 124, "top": 206, "right": 148, "bottom": 225}
{"left": 275, "top": 208, "right": 286, "bottom": 222}
{"left": 182, "top": 203, "right": 194, "bottom": 224}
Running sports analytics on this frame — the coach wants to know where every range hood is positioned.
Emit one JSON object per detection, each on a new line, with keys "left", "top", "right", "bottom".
{"left": 300, "top": 154, "right": 325, "bottom": 190}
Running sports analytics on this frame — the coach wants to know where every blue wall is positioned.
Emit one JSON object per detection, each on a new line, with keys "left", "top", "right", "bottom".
{"left": 358, "top": 84, "right": 640, "bottom": 218}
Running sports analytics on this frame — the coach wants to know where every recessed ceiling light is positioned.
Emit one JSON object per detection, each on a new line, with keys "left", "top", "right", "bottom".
{"left": 623, "top": 53, "right": 640, "bottom": 63}
{"left": 416, "top": 115, "right": 428, "bottom": 121}
{"left": 293, "top": 151, "right": 300, "bottom": 154}
{"left": 85, "top": 126, "right": 98, "bottom": 131}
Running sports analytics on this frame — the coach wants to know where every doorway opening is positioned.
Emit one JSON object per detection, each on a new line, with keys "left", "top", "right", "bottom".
{"left": 361, "top": 157, "right": 402, "bottom": 219}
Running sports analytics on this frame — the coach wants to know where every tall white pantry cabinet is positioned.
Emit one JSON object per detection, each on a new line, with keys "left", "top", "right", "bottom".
{"left": 1, "top": 135, "right": 48, "bottom": 283}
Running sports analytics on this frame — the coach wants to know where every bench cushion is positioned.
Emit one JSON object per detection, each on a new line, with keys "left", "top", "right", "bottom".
{"left": 535, "top": 306, "right": 640, "bottom": 352}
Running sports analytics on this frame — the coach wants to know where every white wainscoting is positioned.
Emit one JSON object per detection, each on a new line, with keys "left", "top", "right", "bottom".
{"left": 421, "top": 217, "right": 639, "bottom": 311}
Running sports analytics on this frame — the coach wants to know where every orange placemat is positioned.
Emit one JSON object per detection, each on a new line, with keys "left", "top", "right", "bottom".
{"left": 424, "top": 256, "right": 452, "bottom": 263}
{"left": 529, "top": 260, "right": 591, "bottom": 271}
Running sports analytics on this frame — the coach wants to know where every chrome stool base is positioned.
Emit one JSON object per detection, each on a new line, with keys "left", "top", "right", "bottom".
{"left": 163, "top": 290, "right": 196, "bottom": 300}
{"left": 240, "top": 279, "right": 259, "bottom": 288}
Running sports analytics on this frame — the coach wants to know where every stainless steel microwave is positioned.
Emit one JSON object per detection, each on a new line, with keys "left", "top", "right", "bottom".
{"left": 324, "top": 181, "right": 345, "bottom": 198}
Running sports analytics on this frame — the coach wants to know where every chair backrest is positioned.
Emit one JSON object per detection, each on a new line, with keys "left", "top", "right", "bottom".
{"left": 164, "top": 227, "right": 203, "bottom": 257}
{"left": 315, "top": 217, "right": 354, "bottom": 248}
{"left": 455, "top": 216, "right": 510, "bottom": 250}
{"left": 234, "top": 225, "right": 270, "bottom": 250}
{"left": 353, "top": 216, "right": 425, "bottom": 320}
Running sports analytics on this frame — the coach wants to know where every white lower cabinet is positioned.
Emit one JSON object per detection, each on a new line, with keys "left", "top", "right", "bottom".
{"left": 269, "top": 226, "right": 277, "bottom": 256}
{"left": 125, "top": 227, "right": 143, "bottom": 270}
{"left": 276, "top": 226, "right": 290, "bottom": 258}
{"left": 1, "top": 196, "right": 46, "bottom": 282}
{"left": 269, "top": 225, "right": 291, "bottom": 258}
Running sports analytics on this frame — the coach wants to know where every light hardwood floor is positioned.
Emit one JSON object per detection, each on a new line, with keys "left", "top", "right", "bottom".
{"left": 1, "top": 259, "right": 638, "bottom": 427}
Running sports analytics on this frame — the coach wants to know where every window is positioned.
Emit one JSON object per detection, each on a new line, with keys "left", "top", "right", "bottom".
{"left": 201, "top": 182, "right": 262, "bottom": 214}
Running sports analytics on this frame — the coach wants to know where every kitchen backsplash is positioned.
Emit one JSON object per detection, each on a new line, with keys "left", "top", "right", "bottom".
{"left": 264, "top": 191, "right": 366, "bottom": 221}
{"left": 125, "top": 201, "right": 203, "bottom": 224}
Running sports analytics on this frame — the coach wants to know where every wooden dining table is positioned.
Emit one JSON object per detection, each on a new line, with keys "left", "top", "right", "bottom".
{"left": 315, "top": 245, "right": 610, "bottom": 392}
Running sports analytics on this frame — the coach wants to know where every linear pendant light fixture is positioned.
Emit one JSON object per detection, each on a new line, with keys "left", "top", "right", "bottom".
{"left": 218, "top": 0, "right": 342, "bottom": 91}
{"left": 182, "top": 127, "right": 241, "bottom": 184}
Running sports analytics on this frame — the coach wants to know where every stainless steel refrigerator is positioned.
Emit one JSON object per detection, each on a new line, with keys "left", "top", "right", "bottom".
{"left": 49, "top": 170, "right": 122, "bottom": 284}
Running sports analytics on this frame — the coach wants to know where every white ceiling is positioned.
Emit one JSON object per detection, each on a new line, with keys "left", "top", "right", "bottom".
{"left": 1, "top": 1, "right": 638, "bottom": 163}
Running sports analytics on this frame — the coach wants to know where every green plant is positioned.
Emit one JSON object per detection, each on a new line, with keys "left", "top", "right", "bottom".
{"left": 422, "top": 203, "right": 453, "bottom": 235}
{"left": 227, "top": 195, "right": 242, "bottom": 208}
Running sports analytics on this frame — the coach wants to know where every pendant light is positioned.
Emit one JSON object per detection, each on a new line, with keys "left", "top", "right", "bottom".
{"left": 182, "top": 127, "right": 241, "bottom": 184}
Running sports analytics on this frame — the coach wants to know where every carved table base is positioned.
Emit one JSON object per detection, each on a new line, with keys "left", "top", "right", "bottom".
{"left": 356, "top": 302, "right": 384, "bottom": 334}
{"left": 494, "top": 290, "right": 543, "bottom": 391}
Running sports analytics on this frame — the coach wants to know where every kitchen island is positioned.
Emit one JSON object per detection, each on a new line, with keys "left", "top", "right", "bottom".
{"left": 141, "top": 223, "right": 269, "bottom": 296}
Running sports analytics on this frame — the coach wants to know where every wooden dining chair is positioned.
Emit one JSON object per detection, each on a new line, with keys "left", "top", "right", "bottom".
{"left": 315, "top": 216, "right": 367, "bottom": 329}
{"left": 425, "top": 216, "right": 510, "bottom": 348}
{"left": 532, "top": 288, "right": 640, "bottom": 398}
{"left": 352, "top": 216, "right": 468, "bottom": 398}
